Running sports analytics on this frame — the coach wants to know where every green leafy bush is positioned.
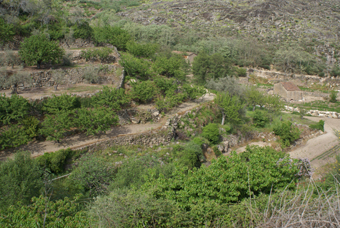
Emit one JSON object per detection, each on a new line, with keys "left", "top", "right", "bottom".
{"left": 153, "top": 54, "right": 188, "bottom": 80}
{"left": 310, "top": 120, "right": 325, "bottom": 132}
{"left": 42, "top": 94, "right": 80, "bottom": 114}
{"left": 67, "top": 155, "right": 115, "bottom": 196}
{"left": 330, "top": 90, "right": 337, "bottom": 103}
{"left": 80, "top": 47, "right": 113, "bottom": 62}
{"left": 0, "top": 151, "right": 43, "bottom": 210}
{"left": 154, "top": 77, "right": 177, "bottom": 95}
{"left": 0, "top": 125, "right": 31, "bottom": 150}
{"left": 126, "top": 41, "right": 159, "bottom": 58}
{"left": 236, "top": 67, "right": 247, "bottom": 77}
{"left": 0, "top": 18, "right": 15, "bottom": 44}
{"left": 120, "top": 53, "right": 151, "bottom": 79}
{"left": 19, "top": 34, "right": 64, "bottom": 68}
{"left": 91, "top": 87, "right": 130, "bottom": 110}
{"left": 182, "top": 84, "right": 206, "bottom": 100}
{"left": 273, "top": 121, "right": 301, "bottom": 148}
{"left": 131, "top": 81, "right": 156, "bottom": 103}
{"left": 143, "top": 146, "right": 299, "bottom": 215}
{"left": 19, "top": 116, "right": 40, "bottom": 138}
{"left": 74, "top": 107, "right": 118, "bottom": 136}
{"left": 202, "top": 123, "right": 220, "bottom": 144}
{"left": 0, "top": 94, "right": 30, "bottom": 124}
{"left": 0, "top": 195, "right": 89, "bottom": 227}
{"left": 252, "top": 110, "right": 269, "bottom": 128}
{"left": 93, "top": 26, "right": 131, "bottom": 50}
{"left": 72, "top": 21, "right": 93, "bottom": 40}
{"left": 37, "top": 148, "right": 73, "bottom": 174}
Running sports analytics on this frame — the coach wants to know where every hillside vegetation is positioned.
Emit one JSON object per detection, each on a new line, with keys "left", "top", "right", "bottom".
{"left": 1, "top": 0, "right": 340, "bottom": 227}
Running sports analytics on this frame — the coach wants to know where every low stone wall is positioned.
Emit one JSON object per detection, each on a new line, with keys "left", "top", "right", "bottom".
{"left": 249, "top": 68, "right": 340, "bottom": 89}
{"left": 285, "top": 106, "right": 340, "bottom": 119}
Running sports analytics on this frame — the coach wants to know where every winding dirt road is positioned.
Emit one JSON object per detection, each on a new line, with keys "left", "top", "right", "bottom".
{"left": 0, "top": 93, "right": 215, "bottom": 160}
{"left": 289, "top": 116, "right": 340, "bottom": 168}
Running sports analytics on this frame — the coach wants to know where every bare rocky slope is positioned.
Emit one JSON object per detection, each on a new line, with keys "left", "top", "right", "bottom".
{"left": 119, "top": 0, "right": 340, "bottom": 65}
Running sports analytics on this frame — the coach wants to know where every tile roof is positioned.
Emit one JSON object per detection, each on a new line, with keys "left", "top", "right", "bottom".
{"left": 281, "top": 82, "right": 301, "bottom": 91}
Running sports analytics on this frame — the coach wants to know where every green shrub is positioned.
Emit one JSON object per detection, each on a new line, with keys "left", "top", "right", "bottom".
{"left": 0, "top": 151, "right": 43, "bottom": 210}
{"left": 236, "top": 67, "right": 247, "bottom": 77}
{"left": 80, "top": 47, "right": 113, "bottom": 62}
{"left": 131, "top": 81, "right": 156, "bottom": 103}
{"left": 120, "top": 53, "right": 151, "bottom": 79}
{"left": 330, "top": 90, "right": 337, "bottom": 103}
{"left": 0, "top": 94, "right": 30, "bottom": 124}
{"left": 42, "top": 94, "right": 80, "bottom": 114}
{"left": 173, "top": 141, "right": 204, "bottom": 169}
{"left": 310, "top": 120, "right": 325, "bottom": 132}
{"left": 202, "top": 123, "right": 220, "bottom": 144}
{"left": 273, "top": 121, "right": 300, "bottom": 148}
{"left": 154, "top": 77, "right": 177, "bottom": 95}
{"left": 0, "top": 125, "right": 31, "bottom": 150}
{"left": 252, "top": 110, "right": 269, "bottom": 128}
{"left": 91, "top": 87, "right": 130, "bottom": 110}
{"left": 213, "top": 145, "right": 222, "bottom": 157}
{"left": 19, "top": 116, "right": 40, "bottom": 138}
{"left": 72, "top": 21, "right": 93, "bottom": 40}
{"left": 93, "top": 26, "right": 131, "bottom": 50}
{"left": 182, "top": 84, "right": 206, "bottom": 100}
{"left": 126, "top": 41, "right": 159, "bottom": 58}
{"left": 37, "top": 148, "right": 73, "bottom": 174}
{"left": 153, "top": 54, "right": 188, "bottom": 80}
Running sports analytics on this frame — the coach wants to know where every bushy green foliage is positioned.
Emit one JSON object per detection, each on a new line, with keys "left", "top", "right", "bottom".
{"left": 144, "top": 146, "right": 299, "bottom": 214}
{"left": 0, "top": 94, "right": 30, "bottom": 124}
{"left": 40, "top": 107, "right": 118, "bottom": 141}
{"left": 74, "top": 107, "right": 118, "bottom": 136}
{"left": 113, "top": 155, "right": 174, "bottom": 189}
{"left": 202, "top": 123, "right": 220, "bottom": 144}
{"left": 236, "top": 67, "right": 247, "bottom": 77}
{"left": 0, "top": 195, "right": 89, "bottom": 227}
{"left": 252, "top": 110, "right": 269, "bottom": 128}
{"left": 39, "top": 110, "right": 74, "bottom": 141}
{"left": 0, "top": 18, "right": 15, "bottom": 44}
{"left": 214, "top": 92, "right": 245, "bottom": 125}
{"left": 68, "top": 155, "right": 115, "bottom": 196}
{"left": 330, "top": 90, "right": 337, "bottom": 103}
{"left": 131, "top": 81, "right": 156, "bottom": 103}
{"left": 0, "top": 124, "right": 31, "bottom": 150}
{"left": 93, "top": 26, "right": 131, "bottom": 50}
{"left": 182, "top": 84, "right": 206, "bottom": 100}
{"left": 37, "top": 148, "right": 73, "bottom": 174}
{"left": 72, "top": 21, "right": 93, "bottom": 40}
{"left": 88, "top": 189, "right": 176, "bottom": 227}
{"left": 126, "top": 41, "right": 159, "bottom": 58}
{"left": 80, "top": 47, "right": 113, "bottom": 62}
{"left": 245, "top": 86, "right": 265, "bottom": 110}
{"left": 0, "top": 151, "right": 43, "bottom": 210}
{"left": 91, "top": 87, "right": 130, "bottom": 110}
{"left": 153, "top": 54, "right": 189, "bottom": 80}
{"left": 310, "top": 120, "right": 325, "bottom": 132}
{"left": 273, "top": 121, "right": 301, "bottom": 148}
{"left": 154, "top": 77, "right": 177, "bottom": 95}
{"left": 206, "top": 77, "right": 245, "bottom": 98}
{"left": 120, "top": 53, "right": 151, "bottom": 79}
{"left": 19, "top": 34, "right": 64, "bottom": 68}
{"left": 42, "top": 94, "right": 80, "bottom": 114}
{"left": 193, "top": 52, "right": 232, "bottom": 84}
{"left": 19, "top": 116, "right": 40, "bottom": 138}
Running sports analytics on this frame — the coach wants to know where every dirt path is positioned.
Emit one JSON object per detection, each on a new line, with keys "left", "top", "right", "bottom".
{"left": 0, "top": 93, "right": 215, "bottom": 160}
{"left": 289, "top": 116, "right": 340, "bottom": 168}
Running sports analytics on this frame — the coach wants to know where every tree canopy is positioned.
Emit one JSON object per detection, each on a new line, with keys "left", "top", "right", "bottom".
{"left": 19, "top": 34, "right": 64, "bottom": 68}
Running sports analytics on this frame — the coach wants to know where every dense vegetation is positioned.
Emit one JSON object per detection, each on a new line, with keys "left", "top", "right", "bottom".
{"left": 1, "top": 0, "right": 339, "bottom": 227}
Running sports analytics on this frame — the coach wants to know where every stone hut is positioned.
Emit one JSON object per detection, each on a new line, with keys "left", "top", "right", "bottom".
{"left": 172, "top": 51, "right": 197, "bottom": 64}
{"left": 274, "top": 82, "right": 303, "bottom": 101}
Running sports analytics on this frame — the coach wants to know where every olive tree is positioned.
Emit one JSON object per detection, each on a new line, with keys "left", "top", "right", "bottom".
{"left": 0, "top": 68, "right": 31, "bottom": 94}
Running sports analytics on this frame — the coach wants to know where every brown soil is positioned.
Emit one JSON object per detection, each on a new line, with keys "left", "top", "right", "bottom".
{"left": 0, "top": 93, "right": 215, "bottom": 160}
{"left": 289, "top": 116, "right": 340, "bottom": 169}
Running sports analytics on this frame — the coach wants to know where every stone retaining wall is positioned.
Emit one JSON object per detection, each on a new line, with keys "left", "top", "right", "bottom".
{"left": 285, "top": 106, "right": 340, "bottom": 119}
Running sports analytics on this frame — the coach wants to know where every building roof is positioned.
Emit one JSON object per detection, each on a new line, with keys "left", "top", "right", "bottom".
{"left": 281, "top": 82, "right": 301, "bottom": 91}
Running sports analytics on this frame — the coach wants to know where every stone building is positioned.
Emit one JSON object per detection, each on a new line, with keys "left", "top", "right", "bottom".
{"left": 274, "top": 82, "right": 303, "bottom": 101}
